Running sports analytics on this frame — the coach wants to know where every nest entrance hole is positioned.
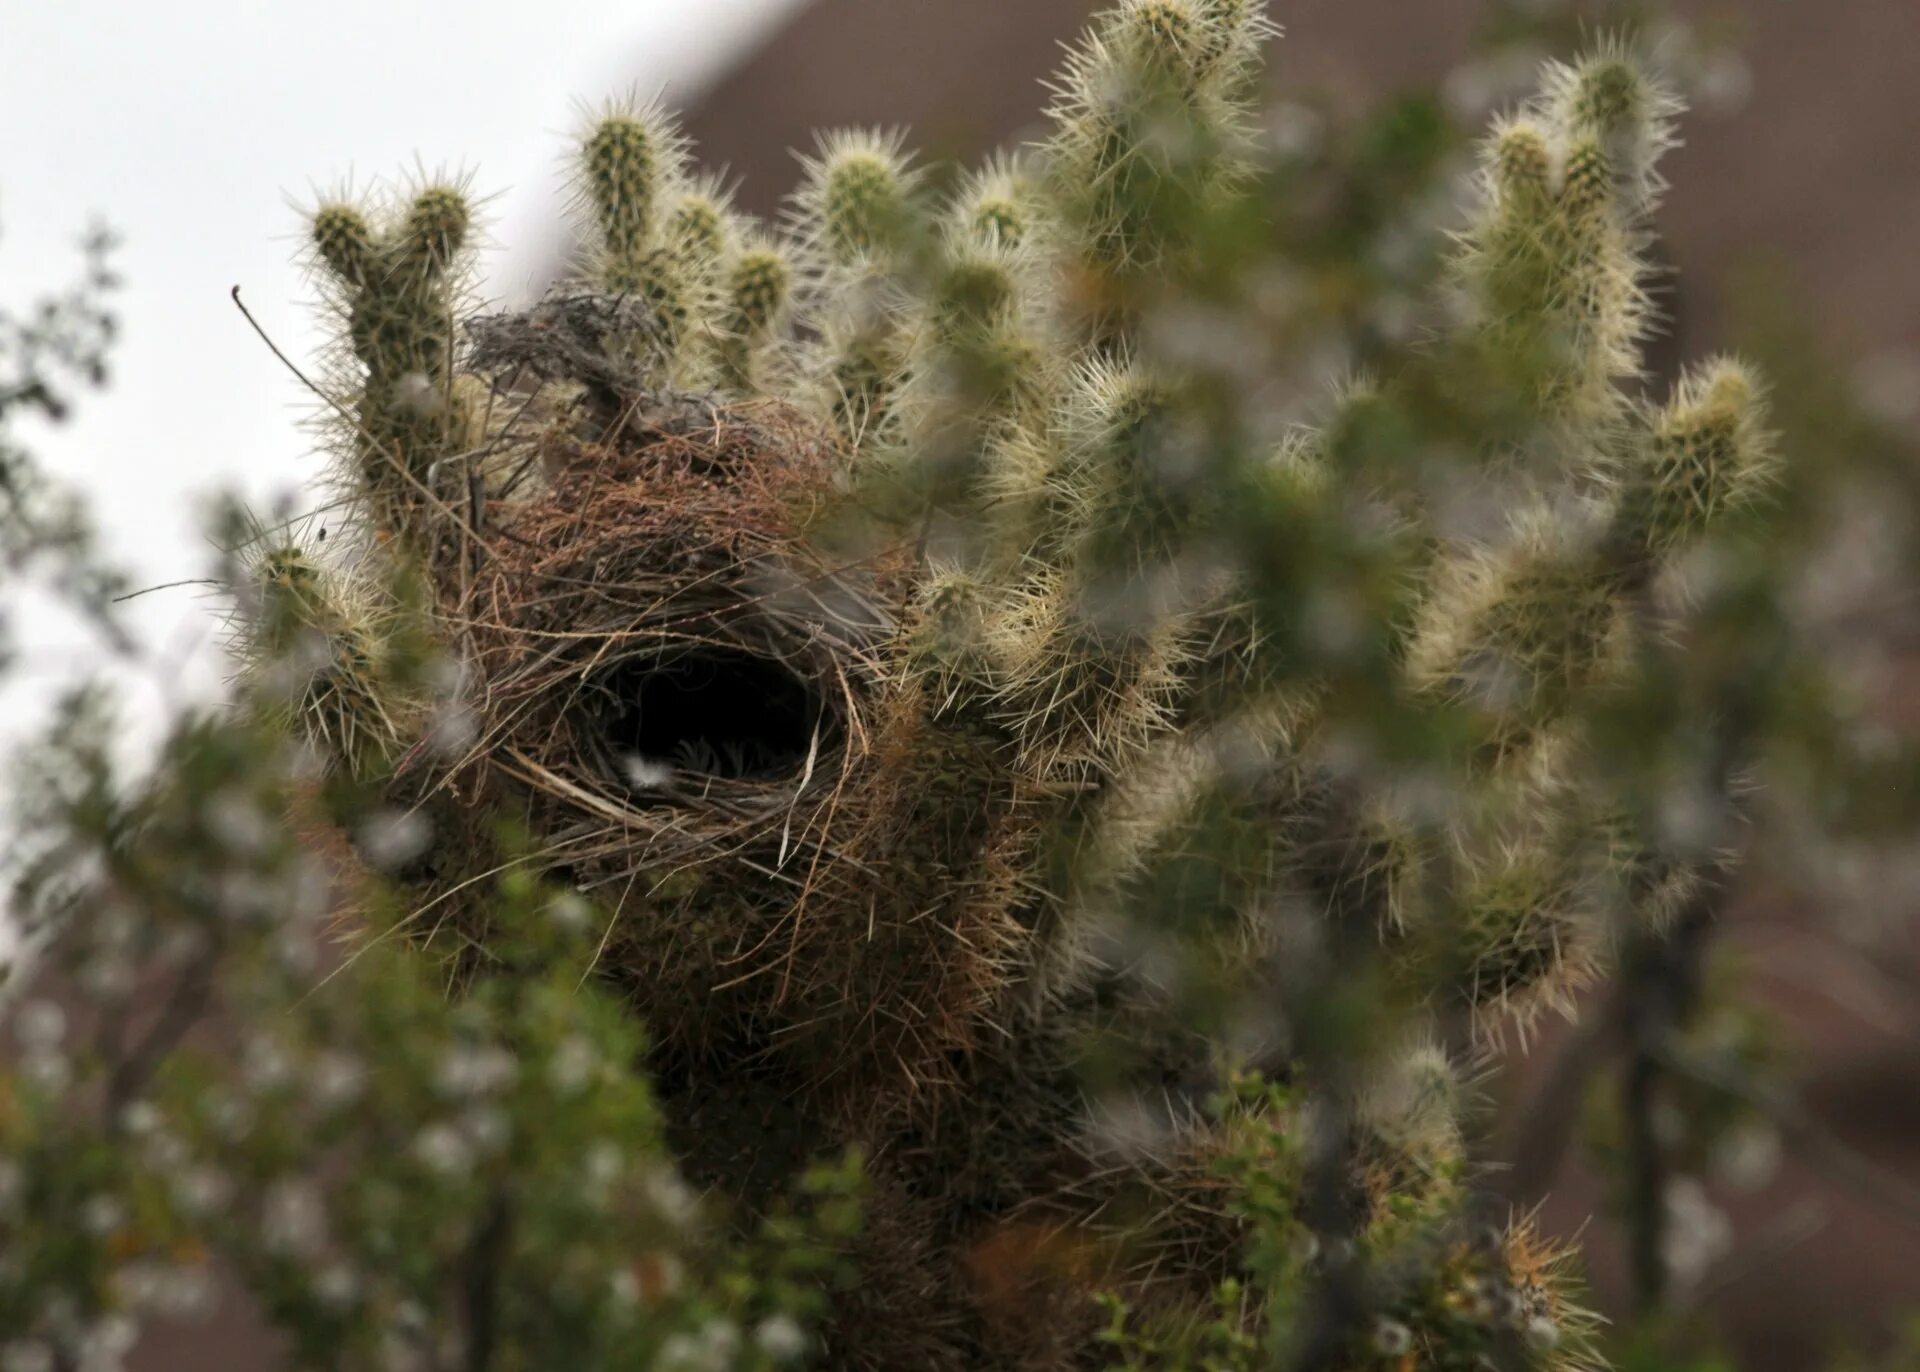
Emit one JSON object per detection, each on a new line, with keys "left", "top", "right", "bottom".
{"left": 602, "top": 645, "right": 826, "bottom": 783}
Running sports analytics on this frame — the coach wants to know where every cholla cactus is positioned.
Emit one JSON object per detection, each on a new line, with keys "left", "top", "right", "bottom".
{"left": 237, "top": 542, "right": 403, "bottom": 774}
{"left": 304, "top": 181, "right": 480, "bottom": 546}
{"left": 237, "top": 5, "right": 1788, "bottom": 1367}
{"left": 1454, "top": 45, "right": 1681, "bottom": 435}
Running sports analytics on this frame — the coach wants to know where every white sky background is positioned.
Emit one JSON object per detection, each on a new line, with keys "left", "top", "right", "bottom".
{"left": 0, "top": 0, "right": 805, "bottom": 755}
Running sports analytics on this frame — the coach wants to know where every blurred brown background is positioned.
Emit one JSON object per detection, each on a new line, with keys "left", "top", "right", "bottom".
{"left": 684, "top": 0, "right": 1920, "bottom": 372}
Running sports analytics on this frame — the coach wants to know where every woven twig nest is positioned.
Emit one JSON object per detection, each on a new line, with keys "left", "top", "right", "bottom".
{"left": 398, "top": 297, "right": 1030, "bottom": 1098}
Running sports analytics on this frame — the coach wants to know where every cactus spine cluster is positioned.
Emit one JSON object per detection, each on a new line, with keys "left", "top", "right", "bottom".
{"left": 243, "top": 2, "right": 1778, "bottom": 1366}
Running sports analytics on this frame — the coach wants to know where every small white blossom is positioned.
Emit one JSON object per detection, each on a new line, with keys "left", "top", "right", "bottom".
{"left": 1712, "top": 1121, "right": 1783, "bottom": 1192}
{"left": 21, "top": 1049, "right": 69, "bottom": 1093}
{"left": 15, "top": 1001, "right": 66, "bottom": 1049}
{"left": 75, "top": 1314, "right": 138, "bottom": 1372}
{"left": 206, "top": 790, "right": 274, "bottom": 857}
{"left": 354, "top": 810, "right": 434, "bottom": 872}
{"left": 78, "top": 957, "right": 136, "bottom": 999}
{"left": 242, "top": 1040, "right": 294, "bottom": 1094}
{"left": 1372, "top": 1318, "right": 1412, "bottom": 1356}
{"left": 461, "top": 1106, "right": 511, "bottom": 1155}
{"left": 1, "top": 1343, "right": 54, "bottom": 1372}
{"left": 655, "top": 1334, "right": 702, "bottom": 1371}
{"left": 608, "top": 1268, "right": 642, "bottom": 1307}
{"left": 436, "top": 1044, "right": 517, "bottom": 1099}
{"left": 311, "top": 1052, "right": 366, "bottom": 1111}
{"left": 414, "top": 1122, "right": 472, "bottom": 1175}
{"left": 582, "top": 1141, "right": 625, "bottom": 1197}
{"left": 81, "top": 1194, "right": 126, "bottom": 1236}
{"left": 548, "top": 1036, "right": 598, "bottom": 1093}
{"left": 642, "top": 1166, "right": 699, "bottom": 1226}
{"left": 754, "top": 1313, "right": 807, "bottom": 1362}
{"left": 261, "top": 1179, "right": 327, "bottom": 1257}
{"left": 659, "top": 1318, "right": 740, "bottom": 1370}
{"left": 271, "top": 928, "right": 319, "bottom": 978}
{"left": 207, "top": 1091, "right": 254, "bottom": 1141}
{"left": 1663, "top": 1177, "right": 1734, "bottom": 1294}
{"left": 117, "top": 1262, "right": 215, "bottom": 1321}
{"left": 173, "top": 1166, "right": 233, "bottom": 1218}
{"left": 314, "top": 1264, "right": 360, "bottom": 1310}
{"left": 545, "top": 892, "right": 594, "bottom": 933}
{"left": 118, "top": 1102, "right": 162, "bottom": 1138}
{"left": 391, "top": 372, "right": 445, "bottom": 418}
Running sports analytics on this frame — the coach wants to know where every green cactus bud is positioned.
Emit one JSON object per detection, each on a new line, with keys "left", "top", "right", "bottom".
{"left": 1049, "top": 355, "right": 1214, "bottom": 568}
{"left": 1448, "top": 837, "right": 1599, "bottom": 1039}
{"left": 310, "top": 202, "right": 376, "bottom": 285}
{"left": 1356, "top": 1038, "right": 1466, "bottom": 1180}
{"left": 1265, "top": 431, "right": 1330, "bottom": 504}
{"left": 1542, "top": 45, "right": 1679, "bottom": 217}
{"left": 962, "top": 325, "right": 1050, "bottom": 421}
{"left": 255, "top": 543, "right": 329, "bottom": 653}
{"left": 970, "top": 197, "right": 1025, "bottom": 247}
{"left": 1041, "top": 0, "right": 1267, "bottom": 336}
{"left": 1409, "top": 510, "right": 1624, "bottom": 760}
{"left": 826, "top": 324, "right": 906, "bottom": 445}
{"left": 605, "top": 242, "right": 693, "bottom": 356}
{"left": 1564, "top": 56, "right": 1642, "bottom": 136}
{"left": 928, "top": 243, "right": 1022, "bottom": 342}
{"left": 304, "top": 183, "right": 479, "bottom": 539}
{"left": 796, "top": 129, "right": 920, "bottom": 268}
{"left": 1490, "top": 118, "right": 1554, "bottom": 212}
{"left": 712, "top": 236, "right": 795, "bottom": 394}
{"left": 889, "top": 217, "right": 1056, "bottom": 516}
{"left": 665, "top": 178, "right": 735, "bottom": 273}
{"left": 1113, "top": 0, "right": 1211, "bottom": 88}
{"left": 245, "top": 543, "right": 404, "bottom": 775}
{"left": 952, "top": 154, "right": 1038, "bottom": 248}
{"left": 727, "top": 242, "right": 792, "bottom": 337}
{"left": 1558, "top": 139, "right": 1614, "bottom": 225}
{"left": 994, "top": 569, "right": 1187, "bottom": 781}
{"left": 1616, "top": 357, "right": 1776, "bottom": 557}
{"left": 904, "top": 563, "right": 1003, "bottom": 707}
{"left": 1192, "top": 0, "right": 1272, "bottom": 74}
{"left": 398, "top": 183, "right": 472, "bottom": 276}
{"left": 1459, "top": 101, "right": 1654, "bottom": 429}
{"left": 576, "top": 99, "right": 684, "bottom": 267}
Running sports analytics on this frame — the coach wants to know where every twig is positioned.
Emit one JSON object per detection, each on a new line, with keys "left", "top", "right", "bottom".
{"left": 110, "top": 577, "right": 222, "bottom": 604}
{"left": 1618, "top": 892, "right": 1715, "bottom": 1317}
{"left": 104, "top": 961, "right": 215, "bottom": 1127}
{"left": 460, "top": 1185, "right": 513, "bottom": 1372}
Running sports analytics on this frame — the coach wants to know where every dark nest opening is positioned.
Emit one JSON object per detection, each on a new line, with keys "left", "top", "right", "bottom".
{"left": 592, "top": 643, "right": 830, "bottom": 784}
{"left": 443, "top": 368, "right": 907, "bottom": 899}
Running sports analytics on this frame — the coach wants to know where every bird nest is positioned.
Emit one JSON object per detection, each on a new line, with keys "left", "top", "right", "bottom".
{"left": 352, "top": 290, "right": 1041, "bottom": 1108}
{"left": 397, "top": 302, "right": 960, "bottom": 1066}
{"left": 455, "top": 397, "right": 890, "bottom": 863}
{"left": 463, "top": 405, "right": 893, "bottom": 862}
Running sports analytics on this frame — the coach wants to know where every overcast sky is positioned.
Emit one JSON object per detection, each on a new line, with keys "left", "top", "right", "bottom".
{"left": 1, "top": 0, "right": 803, "bottom": 745}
